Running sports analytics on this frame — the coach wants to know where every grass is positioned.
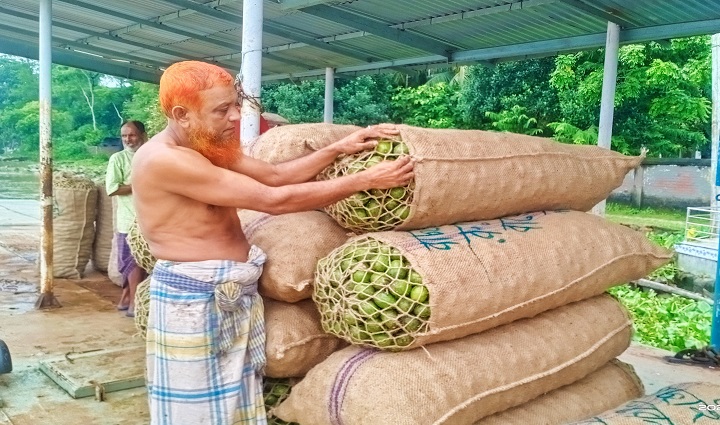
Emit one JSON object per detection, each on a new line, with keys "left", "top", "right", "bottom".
{"left": 605, "top": 202, "right": 686, "bottom": 232}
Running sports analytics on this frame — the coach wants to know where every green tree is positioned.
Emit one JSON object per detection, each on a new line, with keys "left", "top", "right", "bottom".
{"left": 390, "top": 83, "right": 460, "bottom": 128}
{"left": 122, "top": 82, "right": 165, "bottom": 135}
{"left": 485, "top": 105, "right": 543, "bottom": 135}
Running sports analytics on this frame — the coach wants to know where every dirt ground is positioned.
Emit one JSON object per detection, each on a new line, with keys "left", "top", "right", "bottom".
{"left": 0, "top": 200, "right": 717, "bottom": 425}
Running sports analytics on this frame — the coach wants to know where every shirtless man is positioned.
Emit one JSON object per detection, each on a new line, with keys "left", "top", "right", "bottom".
{"left": 132, "top": 61, "right": 414, "bottom": 425}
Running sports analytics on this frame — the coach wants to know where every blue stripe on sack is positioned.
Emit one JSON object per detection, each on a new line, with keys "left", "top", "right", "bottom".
{"left": 329, "top": 349, "right": 378, "bottom": 425}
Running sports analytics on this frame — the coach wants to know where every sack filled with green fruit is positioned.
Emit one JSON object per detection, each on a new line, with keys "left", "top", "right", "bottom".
{"left": 248, "top": 123, "right": 361, "bottom": 164}
{"left": 313, "top": 210, "right": 671, "bottom": 351}
{"left": 263, "top": 378, "right": 298, "bottom": 425}
{"left": 318, "top": 125, "right": 642, "bottom": 232}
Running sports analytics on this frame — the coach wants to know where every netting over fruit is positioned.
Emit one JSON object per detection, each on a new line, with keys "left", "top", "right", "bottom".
{"left": 264, "top": 378, "right": 297, "bottom": 425}
{"left": 134, "top": 277, "right": 151, "bottom": 339}
{"left": 53, "top": 172, "right": 97, "bottom": 190}
{"left": 314, "top": 237, "right": 430, "bottom": 350}
{"left": 319, "top": 139, "right": 414, "bottom": 232}
{"left": 127, "top": 220, "right": 156, "bottom": 273}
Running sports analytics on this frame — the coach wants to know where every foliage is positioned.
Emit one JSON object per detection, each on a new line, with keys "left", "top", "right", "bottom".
{"left": 608, "top": 285, "right": 711, "bottom": 352}
{"left": 390, "top": 82, "right": 460, "bottom": 128}
{"left": 485, "top": 105, "right": 542, "bottom": 135}
{"left": 550, "top": 37, "right": 712, "bottom": 157}
{"left": 459, "top": 57, "right": 561, "bottom": 130}
{"left": 122, "top": 82, "right": 166, "bottom": 135}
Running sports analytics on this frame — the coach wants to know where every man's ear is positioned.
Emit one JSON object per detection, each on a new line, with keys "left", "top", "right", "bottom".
{"left": 171, "top": 105, "right": 190, "bottom": 128}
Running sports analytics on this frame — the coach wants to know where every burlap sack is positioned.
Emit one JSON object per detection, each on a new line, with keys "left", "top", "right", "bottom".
{"left": 264, "top": 378, "right": 299, "bottom": 425}
{"left": 570, "top": 381, "right": 720, "bottom": 424}
{"left": 265, "top": 298, "right": 347, "bottom": 378}
{"left": 320, "top": 125, "right": 643, "bottom": 232}
{"left": 477, "top": 360, "right": 644, "bottom": 425}
{"left": 314, "top": 210, "right": 672, "bottom": 350}
{"left": 240, "top": 210, "right": 350, "bottom": 302}
{"left": 53, "top": 174, "right": 98, "bottom": 278}
{"left": 91, "top": 183, "right": 113, "bottom": 272}
{"left": 274, "top": 295, "right": 633, "bottom": 425}
{"left": 248, "top": 123, "right": 361, "bottom": 164}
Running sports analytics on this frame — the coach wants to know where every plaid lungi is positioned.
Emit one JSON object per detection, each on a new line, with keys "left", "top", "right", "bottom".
{"left": 117, "top": 232, "right": 140, "bottom": 288}
{"left": 147, "top": 245, "right": 268, "bottom": 425}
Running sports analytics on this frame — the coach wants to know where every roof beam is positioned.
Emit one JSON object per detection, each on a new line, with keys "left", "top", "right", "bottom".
{"left": 278, "top": 0, "right": 335, "bottom": 11}
{"left": 0, "top": 38, "right": 161, "bottom": 83}
{"left": 161, "top": 0, "right": 386, "bottom": 63}
{"left": 301, "top": 5, "right": 455, "bottom": 57}
{"left": 0, "top": 5, "right": 238, "bottom": 70}
{"left": 0, "top": 22, "right": 170, "bottom": 69}
{"left": 558, "top": 0, "right": 638, "bottom": 28}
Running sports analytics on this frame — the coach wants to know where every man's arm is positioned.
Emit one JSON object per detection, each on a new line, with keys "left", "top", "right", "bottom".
{"left": 148, "top": 147, "right": 414, "bottom": 215}
{"left": 105, "top": 154, "right": 130, "bottom": 197}
{"left": 232, "top": 124, "right": 401, "bottom": 187}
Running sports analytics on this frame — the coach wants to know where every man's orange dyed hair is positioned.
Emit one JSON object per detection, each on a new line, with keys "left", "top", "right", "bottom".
{"left": 159, "top": 61, "right": 234, "bottom": 118}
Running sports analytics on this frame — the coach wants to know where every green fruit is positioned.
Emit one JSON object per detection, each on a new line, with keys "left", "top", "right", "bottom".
{"left": 371, "top": 255, "right": 390, "bottom": 272}
{"left": 265, "top": 394, "right": 278, "bottom": 406}
{"left": 354, "top": 282, "right": 376, "bottom": 300}
{"left": 365, "top": 319, "right": 383, "bottom": 333}
{"left": 359, "top": 300, "right": 379, "bottom": 317}
{"left": 389, "top": 187, "right": 406, "bottom": 199}
{"left": 414, "top": 304, "right": 431, "bottom": 319}
{"left": 366, "top": 200, "right": 382, "bottom": 218}
{"left": 347, "top": 192, "right": 366, "bottom": 208}
{"left": 339, "top": 259, "right": 351, "bottom": 271}
{"left": 347, "top": 162, "right": 365, "bottom": 174}
{"left": 396, "top": 298, "right": 414, "bottom": 313}
{"left": 396, "top": 205, "right": 411, "bottom": 220}
{"left": 353, "top": 208, "right": 369, "bottom": 219}
{"left": 332, "top": 321, "right": 342, "bottom": 334}
{"left": 395, "top": 335, "right": 413, "bottom": 347}
{"left": 399, "top": 316, "right": 423, "bottom": 332}
{"left": 393, "top": 142, "right": 410, "bottom": 155}
{"left": 271, "top": 384, "right": 290, "bottom": 397}
{"left": 352, "top": 270, "right": 372, "bottom": 283}
{"left": 372, "top": 332, "right": 393, "bottom": 347}
{"left": 389, "top": 280, "right": 410, "bottom": 297}
{"left": 385, "top": 200, "right": 400, "bottom": 211}
{"left": 380, "top": 309, "right": 400, "bottom": 330}
{"left": 349, "top": 326, "right": 370, "bottom": 342}
{"left": 343, "top": 311, "right": 358, "bottom": 326}
{"left": 370, "top": 276, "right": 391, "bottom": 291}
{"left": 376, "top": 140, "right": 393, "bottom": 154}
{"left": 408, "top": 270, "right": 422, "bottom": 284}
{"left": 369, "top": 188, "right": 385, "bottom": 198}
{"left": 410, "top": 285, "right": 429, "bottom": 303}
{"left": 373, "top": 291, "right": 397, "bottom": 309}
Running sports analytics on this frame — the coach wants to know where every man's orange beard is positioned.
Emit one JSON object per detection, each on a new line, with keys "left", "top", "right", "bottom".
{"left": 188, "top": 125, "right": 241, "bottom": 169}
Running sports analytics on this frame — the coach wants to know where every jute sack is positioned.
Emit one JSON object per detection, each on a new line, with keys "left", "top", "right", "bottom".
{"left": 264, "top": 378, "right": 299, "bottom": 425}
{"left": 91, "top": 183, "right": 113, "bottom": 272}
{"left": 314, "top": 210, "right": 671, "bottom": 350}
{"left": 248, "top": 123, "right": 361, "bottom": 164}
{"left": 265, "top": 298, "right": 348, "bottom": 378}
{"left": 477, "top": 360, "right": 644, "bottom": 425}
{"left": 570, "top": 381, "right": 720, "bottom": 424}
{"left": 274, "top": 295, "right": 633, "bottom": 425}
{"left": 240, "top": 210, "right": 350, "bottom": 302}
{"left": 319, "top": 125, "right": 643, "bottom": 232}
{"left": 53, "top": 174, "right": 98, "bottom": 278}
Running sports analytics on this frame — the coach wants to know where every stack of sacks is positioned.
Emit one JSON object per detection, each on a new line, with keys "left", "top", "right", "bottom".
{"left": 265, "top": 125, "right": 673, "bottom": 424}
{"left": 91, "top": 182, "right": 114, "bottom": 272}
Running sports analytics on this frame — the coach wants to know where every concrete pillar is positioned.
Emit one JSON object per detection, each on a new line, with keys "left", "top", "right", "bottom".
{"left": 592, "top": 22, "right": 620, "bottom": 216}
{"left": 240, "top": 0, "right": 263, "bottom": 148}
{"left": 324, "top": 67, "right": 335, "bottom": 123}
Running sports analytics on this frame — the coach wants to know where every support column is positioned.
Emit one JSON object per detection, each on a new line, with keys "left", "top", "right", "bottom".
{"left": 36, "top": 0, "right": 59, "bottom": 309}
{"left": 592, "top": 21, "right": 620, "bottom": 217}
{"left": 240, "top": 0, "right": 263, "bottom": 149}
{"left": 711, "top": 33, "right": 720, "bottom": 350}
{"left": 324, "top": 67, "right": 335, "bottom": 123}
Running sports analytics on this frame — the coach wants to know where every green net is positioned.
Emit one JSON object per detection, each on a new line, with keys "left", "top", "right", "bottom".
{"left": 126, "top": 220, "right": 157, "bottom": 273}
{"left": 134, "top": 277, "right": 151, "bottom": 339}
{"left": 264, "top": 378, "right": 298, "bottom": 425}
{"left": 313, "top": 237, "right": 430, "bottom": 351}
{"left": 319, "top": 139, "right": 414, "bottom": 232}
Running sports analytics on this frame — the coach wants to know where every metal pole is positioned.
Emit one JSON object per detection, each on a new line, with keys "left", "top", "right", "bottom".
{"left": 324, "top": 67, "right": 335, "bottom": 123}
{"left": 711, "top": 33, "right": 720, "bottom": 349}
{"left": 36, "top": 0, "right": 59, "bottom": 309}
{"left": 240, "top": 0, "right": 263, "bottom": 149}
{"left": 592, "top": 21, "right": 620, "bottom": 217}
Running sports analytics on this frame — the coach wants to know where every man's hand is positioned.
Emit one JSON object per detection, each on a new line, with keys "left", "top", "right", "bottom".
{"left": 333, "top": 124, "right": 401, "bottom": 155}
{"left": 360, "top": 156, "right": 415, "bottom": 190}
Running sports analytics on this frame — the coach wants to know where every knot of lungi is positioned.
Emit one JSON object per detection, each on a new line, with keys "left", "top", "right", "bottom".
{"left": 152, "top": 246, "right": 268, "bottom": 359}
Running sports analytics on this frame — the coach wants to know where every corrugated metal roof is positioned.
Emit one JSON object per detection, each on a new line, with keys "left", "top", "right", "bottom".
{"left": 1, "top": 0, "right": 719, "bottom": 83}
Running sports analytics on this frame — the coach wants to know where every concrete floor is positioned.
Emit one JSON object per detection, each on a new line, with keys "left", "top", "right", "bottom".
{"left": 0, "top": 199, "right": 717, "bottom": 424}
